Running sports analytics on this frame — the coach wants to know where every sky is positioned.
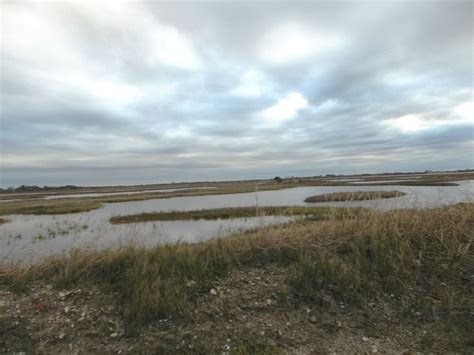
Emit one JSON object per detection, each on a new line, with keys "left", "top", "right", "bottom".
{"left": 0, "top": 0, "right": 473, "bottom": 187}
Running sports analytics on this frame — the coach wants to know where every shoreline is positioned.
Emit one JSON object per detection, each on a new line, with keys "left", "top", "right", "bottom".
{"left": 1, "top": 203, "right": 472, "bottom": 353}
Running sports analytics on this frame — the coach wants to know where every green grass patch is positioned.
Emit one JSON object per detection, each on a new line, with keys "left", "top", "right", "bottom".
{"left": 109, "top": 206, "right": 340, "bottom": 224}
{"left": 232, "top": 338, "right": 280, "bottom": 354}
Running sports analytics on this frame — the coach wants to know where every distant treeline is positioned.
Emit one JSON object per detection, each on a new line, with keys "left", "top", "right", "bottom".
{"left": 0, "top": 185, "right": 80, "bottom": 193}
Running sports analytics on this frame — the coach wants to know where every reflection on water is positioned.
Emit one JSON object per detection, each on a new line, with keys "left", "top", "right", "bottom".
{"left": 1, "top": 181, "right": 472, "bottom": 263}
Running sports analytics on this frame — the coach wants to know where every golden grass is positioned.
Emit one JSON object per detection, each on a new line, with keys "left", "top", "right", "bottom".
{"left": 304, "top": 190, "right": 405, "bottom": 202}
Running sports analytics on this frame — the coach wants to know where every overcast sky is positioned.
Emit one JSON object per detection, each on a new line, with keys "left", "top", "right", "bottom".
{"left": 0, "top": 0, "right": 472, "bottom": 187}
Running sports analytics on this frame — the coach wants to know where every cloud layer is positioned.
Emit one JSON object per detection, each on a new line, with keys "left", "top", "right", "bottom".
{"left": 0, "top": 1, "right": 472, "bottom": 186}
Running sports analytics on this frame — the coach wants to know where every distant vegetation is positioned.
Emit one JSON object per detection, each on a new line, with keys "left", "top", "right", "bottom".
{"left": 304, "top": 191, "right": 405, "bottom": 203}
{"left": 3, "top": 169, "right": 472, "bottom": 194}
{"left": 0, "top": 185, "right": 80, "bottom": 193}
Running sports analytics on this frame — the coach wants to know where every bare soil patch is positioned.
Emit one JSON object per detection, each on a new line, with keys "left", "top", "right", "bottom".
{"left": 0, "top": 265, "right": 433, "bottom": 354}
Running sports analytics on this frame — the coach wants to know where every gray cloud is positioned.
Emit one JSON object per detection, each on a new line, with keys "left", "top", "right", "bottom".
{"left": 0, "top": 0, "right": 472, "bottom": 187}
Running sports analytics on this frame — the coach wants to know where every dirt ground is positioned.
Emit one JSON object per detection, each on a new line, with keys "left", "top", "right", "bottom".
{"left": 0, "top": 265, "right": 442, "bottom": 354}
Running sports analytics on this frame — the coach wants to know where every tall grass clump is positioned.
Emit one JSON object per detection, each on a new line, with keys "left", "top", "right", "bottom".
{"left": 38, "top": 241, "right": 241, "bottom": 324}
{"left": 288, "top": 203, "right": 473, "bottom": 345}
{"left": 289, "top": 204, "right": 473, "bottom": 297}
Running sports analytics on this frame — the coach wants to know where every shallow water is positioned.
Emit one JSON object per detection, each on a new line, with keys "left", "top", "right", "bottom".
{"left": 0, "top": 187, "right": 217, "bottom": 202}
{"left": 0, "top": 181, "right": 472, "bottom": 263}
{"left": 350, "top": 179, "right": 419, "bottom": 184}
{"left": 0, "top": 215, "right": 291, "bottom": 264}
{"left": 42, "top": 186, "right": 217, "bottom": 200}
{"left": 327, "top": 178, "right": 363, "bottom": 182}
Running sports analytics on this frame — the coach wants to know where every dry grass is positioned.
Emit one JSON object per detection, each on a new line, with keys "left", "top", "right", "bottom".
{"left": 0, "top": 218, "right": 8, "bottom": 225}
{"left": 0, "top": 200, "right": 102, "bottom": 216}
{"left": 0, "top": 204, "right": 473, "bottom": 349}
{"left": 304, "top": 190, "right": 405, "bottom": 202}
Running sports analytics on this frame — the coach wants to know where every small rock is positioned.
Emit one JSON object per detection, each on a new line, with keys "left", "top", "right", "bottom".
{"left": 362, "top": 336, "right": 369, "bottom": 342}
{"left": 210, "top": 289, "right": 217, "bottom": 296}
{"left": 372, "top": 345, "right": 378, "bottom": 353}
{"left": 186, "top": 280, "right": 197, "bottom": 288}
{"left": 266, "top": 299, "right": 272, "bottom": 305}
{"left": 58, "top": 333, "right": 65, "bottom": 340}
{"left": 110, "top": 332, "right": 119, "bottom": 338}
{"left": 309, "top": 316, "right": 317, "bottom": 324}
{"left": 64, "top": 306, "right": 70, "bottom": 314}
